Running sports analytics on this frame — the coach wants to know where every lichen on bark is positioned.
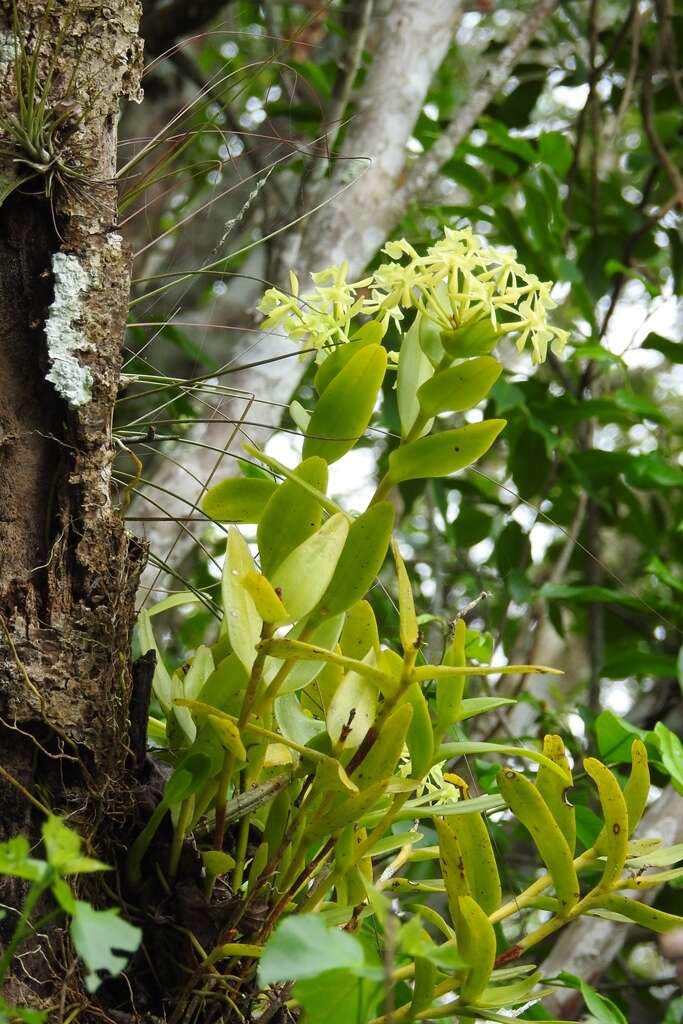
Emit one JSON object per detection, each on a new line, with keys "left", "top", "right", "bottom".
{"left": 45, "top": 251, "right": 95, "bottom": 408}
{"left": 0, "top": 0, "right": 146, "bottom": 1009}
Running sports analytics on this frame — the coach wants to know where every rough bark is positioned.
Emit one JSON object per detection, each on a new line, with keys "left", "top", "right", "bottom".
{"left": 283, "top": 0, "right": 466, "bottom": 275}
{"left": 0, "top": 0, "right": 144, "bottom": 1008}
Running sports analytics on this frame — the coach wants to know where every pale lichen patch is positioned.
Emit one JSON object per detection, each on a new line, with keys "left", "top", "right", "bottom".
{"left": 45, "top": 252, "right": 94, "bottom": 409}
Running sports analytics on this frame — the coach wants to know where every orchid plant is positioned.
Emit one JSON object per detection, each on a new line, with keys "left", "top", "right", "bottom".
{"left": 126, "top": 232, "right": 682, "bottom": 1024}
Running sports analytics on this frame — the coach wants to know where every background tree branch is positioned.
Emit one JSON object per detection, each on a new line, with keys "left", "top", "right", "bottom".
{"left": 130, "top": 0, "right": 560, "bottom": 595}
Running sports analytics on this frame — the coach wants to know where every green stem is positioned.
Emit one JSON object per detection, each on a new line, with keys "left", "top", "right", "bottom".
{"left": 191, "top": 778, "right": 218, "bottom": 830}
{"left": 299, "top": 792, "right": 410, "bottom": 913}
{"left": 231, "top": 811, "right": 252, "bottom": 890}
{"left": 213, "top": 623, "right": 273, "bottom": 852}
{"left": 345, "top": 646, "right": 417, "bottom": 778}
{"left": 488, "top": 846, "right": 597, "bottom": 924}
{"left": 126, "top": 798, "right": 172, "bottom": 888}
{"left": 168, "top": 797, "right": 194, "bottom": 881}
{"left": 213, "top": 750, "right": 237, "bottom": 852}
{"left": 0, "top": 879, "right": 47, "bottom": 984}
{"left": 256, "top": 623, "right": 315, "bottom": 712}
{"left": 276, "top": 831, "right": 309, "bottom": 896}
{"left": 370, "top": 412, "right": 431, "bottom": 505}
{"left": 370, "top": 471, "right": 393, "bottom": 505}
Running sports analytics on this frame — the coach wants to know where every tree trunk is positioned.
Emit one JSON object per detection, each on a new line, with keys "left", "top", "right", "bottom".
{"left": 0, "top": 0, "right": 143, "bottom": 1009}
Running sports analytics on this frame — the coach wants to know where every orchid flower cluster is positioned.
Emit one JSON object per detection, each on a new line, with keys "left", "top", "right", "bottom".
{"left": 258, "top": 261, "right": 373, "bottom": 351}
{"left": 258, "top": 227, "right": 568, "bottom": 363}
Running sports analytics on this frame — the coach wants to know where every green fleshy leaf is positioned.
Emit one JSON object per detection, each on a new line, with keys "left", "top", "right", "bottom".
{"left": 70, "top": 901, "right": 141, "bottom": 993}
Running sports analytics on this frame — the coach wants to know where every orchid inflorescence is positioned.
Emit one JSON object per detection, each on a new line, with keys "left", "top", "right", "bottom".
{"left": 258, "top": 227, "right": 568, "bottom": 364}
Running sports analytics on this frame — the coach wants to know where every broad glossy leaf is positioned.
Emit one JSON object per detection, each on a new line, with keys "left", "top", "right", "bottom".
{"left": 198, "top": 653, "right": 249, "bottom": 713}
{"left": 201, "top": 477, "right": 276, "bottom": 523}
{"left": 313, "top": 502, "right": 394, "bottom": 619}
{"left": 350, "top": 320, "right": 385, "bottom": 344}
{"left": 628, "top": 842, "right": 683, "bottom": 868}
{"left": 202, "top": 850, "right": 236, "bottom": 875}
{"left": 654, "top": 722, "right": 683, "bottom": 796}
{"left": 402, "top": 682, "right": 433, "bottom": 778}
{"left": 417, "top": 356, "right": 502, "bottom": 417}
{"left": 259, "top": 914, "right": 365, "bottom": 984}
{"left": 314, "top": 334, "right": 376, "bottom": 395}
{"left": 539, "top": 130, "right": 573, "bottom": 175}
{"left": 289, "top": 399, "right": 311, "bottom": 433}
{"left": 312, "top": 660, "right": 344, "bottom": 712}
{"left": 276, "top": 614, "right": 346, "bottom": 695}
{"left": 271, "top": 513, "right": 350, "bottom": 622}
{"left": 418, "top": 314, "right": 446, "bottom": 366}
{"left": 350, "top": 703, "right": 412, "bottom": 789}
{"left": 327, "top": 653, "right": 378, "bottom": 748}
{"left": 577, "top": 978, "right": 627, "bottom": 1024}
{"left": 0, "top": 836, "right": 47, "bottom": 882}
{"left": 455, "top": 696, "right": 516, "bottom": 721}
{"left": 70, "top": 902, "right": 141, "bottom": 994}
{"left": 183, "top": 645, "right": 214, "bottom": 700}
{"left": 275, "top": 691, "right": 324, "bottom": 746}
{"left": 137, "top": 609, "right": 173, "bottom": 710}
{"left": 257, "top": 456, "right": 328, "bottom": 577}
{"left": 303, "top": 344, "right": 388, "bottom": 463}
{"left": 42, "top": 817, "right": 108, "bottom": 876}
{"left": 376, "top": 646, "right": 403, "bottom": 699}
{"left": 314, "top": 756, "right": 358, "bottom": 794}
{"left": 392, "top": 539, "right": 418, "bottom": 652}
{"left": 397, "top": 314, "right": 434, "bottom": 437}
{"left": 596, "top": 895, "right": 683, "bottom": 934}
{"left": 240, "top": 570, "right": 289, "bottom": 623}
{"left": 221, "top": 528, "right": 262, "bottom": 672}
{"left": 441, "top": 318, "right": 499, "bottom": 358}
{"left": 595, "top": 710, "right": 649, "bottom": 763}
{"left": 340, "top": 601, "right": 380, "bottom": 660}
{"left": 172, "top": 669, "right": 196, "bottom": 743}
{"left": 388, "top": 420, "right": 506, "bottom": 483}
{"left": 293, "top": 970, "right": 382, "bottom": 1024}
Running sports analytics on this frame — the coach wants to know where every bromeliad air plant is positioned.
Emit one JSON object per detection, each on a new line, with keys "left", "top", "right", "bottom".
{"left": 132, "top": 232, "right": 683, "bottom": 1023}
